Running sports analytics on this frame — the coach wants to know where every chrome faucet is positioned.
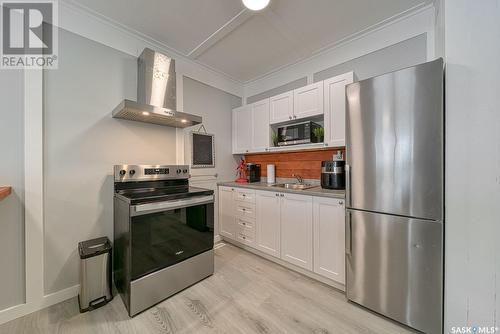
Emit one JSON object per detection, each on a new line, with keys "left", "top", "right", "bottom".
{"left": 293, "top": 174, "right": 304, "bottom": 184}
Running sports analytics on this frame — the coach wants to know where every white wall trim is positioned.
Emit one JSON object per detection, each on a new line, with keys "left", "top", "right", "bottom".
{"left": 58, "top": 1, "right": 244, "bottom": 98}
{"left": 0, "top": 285, "right": 79, "bottom": 325}
{"left": 0, "top": 68, "right": 53, "bottom": 326}
{"left": 24, "top": 69, "right": 44, "bottom": 304}
{"left": 244, "top": 4, "right": 436, "bottom": 97}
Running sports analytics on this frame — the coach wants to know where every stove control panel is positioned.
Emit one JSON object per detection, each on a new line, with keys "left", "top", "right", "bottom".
{"left": 114, "top": 165, "right": 189, "bottom": 182}
{"left": 145, "top": 168, "right": 169, "bottom": 175}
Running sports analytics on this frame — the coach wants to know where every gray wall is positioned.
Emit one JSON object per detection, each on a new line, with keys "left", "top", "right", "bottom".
{"left": 246, "top": 34, "right": 427, "bottom": 104}
{"left": 182, "top": 77, "right": 241, "bottom": 236}
{"left": 444, "top": 0, "right": 500, "bottom": 330}
{"left": 314, "top": 33, "right": 427, "bottom": 82}
{"left": 0, "top": 70, "right": 25, "bottom": 310}
{"left": 246, "top": 77, "right": 307, "bottom": 104}
{"left": 43, "top": 29, "right": 177, "bottom": 294}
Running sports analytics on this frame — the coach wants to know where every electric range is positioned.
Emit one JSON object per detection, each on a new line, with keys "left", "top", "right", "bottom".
{"left": 113, "top": 164, "right": 214, "bottom": 316}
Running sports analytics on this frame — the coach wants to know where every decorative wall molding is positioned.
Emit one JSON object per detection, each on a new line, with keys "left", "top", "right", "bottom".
{"left": 0, "top": 285, "right": 80, "bottom": 325}
{"left": 58, "top": 1, "right": 245, "bottom": 98}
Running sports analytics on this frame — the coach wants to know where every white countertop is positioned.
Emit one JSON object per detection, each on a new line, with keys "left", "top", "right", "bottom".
{"left": 217, "top": 181, "right": 345, "bottom": 199}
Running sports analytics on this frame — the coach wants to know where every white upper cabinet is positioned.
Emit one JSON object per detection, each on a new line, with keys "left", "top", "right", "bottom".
{"left": 293, "top": 82, "right": 324, "bottom": 120}
{"left": 232, "top": 99, "right": 270, "bottom": 154}
{"left": 280, "top": 193, "right": 313, "bottom": 270}
{"left": 313, "top": 197, "right": 345, "bottom": 285}
{"left": 251, "top": 99, "right": 270, "bottom": 152}
{"left": 270, "top": 91, "right": 294, "bottom": 124}
{"left": 232, "top": 105, "right": 252, "bottom": 154}
{"left": 323, "top": 72, "right": 354, "bottom": 147}
{"left": 232, "top": 71, "right": 353, "bottom": 154}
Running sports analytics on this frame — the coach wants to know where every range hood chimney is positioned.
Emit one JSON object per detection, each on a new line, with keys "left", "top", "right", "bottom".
{"left": 112, "top": 48, "right": 202, "bottom": 128}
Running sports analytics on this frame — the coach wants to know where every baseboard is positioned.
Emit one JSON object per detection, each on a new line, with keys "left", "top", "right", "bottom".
{"left": 214, "top": 234, "right": 222, "bottom": 243}
{"left": 0, "top": 284, "right": 80, "bottom": 325}
{"left": 222, "top": 237, "right": 346, "bottom": 292}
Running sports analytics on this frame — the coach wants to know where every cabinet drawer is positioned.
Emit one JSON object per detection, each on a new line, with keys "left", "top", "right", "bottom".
{"left": 237, "top": 232, "right": 254, "bottom": 246}
{"left": 235, "top": 203, "right": 256, "bottom": 218}
{"left": 236, "top": 222, "right": 255, "bottom": 237}
{"left": 233, "top": 189, "right": 256, "bottom": 203}
{"left": 236, "top": 217, "right": 255, "bottom": 230}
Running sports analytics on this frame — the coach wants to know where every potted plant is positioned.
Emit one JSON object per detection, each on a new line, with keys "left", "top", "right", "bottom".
{"left": 272, "top": 131, "right": 279, "bottom": 147}
{"left": 312, "top": 127, "right": 324, "bottom": 143}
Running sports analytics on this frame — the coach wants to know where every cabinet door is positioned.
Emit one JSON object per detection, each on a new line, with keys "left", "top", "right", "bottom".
{"left": 232, "top": 105, "right": 252, "bottom": 154}
{"left": 323, "top": 72, "right": 354, "bottom": 147}
{"left": 313, "top": 197, "right": 345, "bottom": 284}
{"left": 293, "top": 82, "right": 324, "bottom": 120}
{"left": 270, "top": 91, "right": 293, "bottom": 124}
{"left": 280, "top": 193, "right": 313, "bottom": 270}
{"left": 255, "top": 190, "right": 281, "bottom": 257}
{"left": 218, "top": 187, "right": 235, "bottom": 240}
{"left": 251, "top": 99, "right": 270, "bottom": 152}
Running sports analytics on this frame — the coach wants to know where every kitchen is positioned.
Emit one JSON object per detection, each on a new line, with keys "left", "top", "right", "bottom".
{"left": 0, "top": 1, "right": 499, "bottom": 334}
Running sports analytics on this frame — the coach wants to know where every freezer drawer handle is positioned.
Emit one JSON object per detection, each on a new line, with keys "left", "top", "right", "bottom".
{"left": 345, "top": 164, "right": 351, "bottom": 207}
{"left": 346, "top": 211, "right": 352, "bottom": 256}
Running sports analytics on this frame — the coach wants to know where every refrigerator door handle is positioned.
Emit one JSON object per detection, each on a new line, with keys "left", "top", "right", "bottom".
{"left": 345, "top": 164, "right": 351, "bottom": 207}
{"left": 345, "top": 211, "right": 352, "bottom": 256}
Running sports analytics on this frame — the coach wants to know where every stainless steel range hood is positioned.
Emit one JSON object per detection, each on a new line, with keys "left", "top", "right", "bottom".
{"left": 112, "top": 48, "right": 202, "bottom": 128}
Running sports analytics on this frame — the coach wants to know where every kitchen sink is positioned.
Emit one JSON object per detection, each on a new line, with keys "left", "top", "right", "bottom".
{"left": 272, "top": 183, "right": 316, "bottom": 190}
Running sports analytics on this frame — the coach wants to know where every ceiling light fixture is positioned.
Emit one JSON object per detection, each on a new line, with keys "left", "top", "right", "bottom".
{"left": 142, "top": 111, "right": 150, "bottom": 116}
{"left": 242, "top": 0, "right": 270, "bottom": 11}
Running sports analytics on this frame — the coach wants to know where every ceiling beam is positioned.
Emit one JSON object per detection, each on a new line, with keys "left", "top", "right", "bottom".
{"left": 188, "top": 9, "right": 254, "bottom": 59}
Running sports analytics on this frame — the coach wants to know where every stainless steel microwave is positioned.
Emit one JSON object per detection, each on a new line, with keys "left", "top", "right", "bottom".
{"left": 277, "top": 121, "right": 322, "bottom": 146}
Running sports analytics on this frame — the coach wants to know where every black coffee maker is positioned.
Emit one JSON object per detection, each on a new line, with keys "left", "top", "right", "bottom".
{"left": 246, "top": 163, "right": 261, "bottom": 183}
{"left": 321, "top": 151, "right": 345, "bottom": 190}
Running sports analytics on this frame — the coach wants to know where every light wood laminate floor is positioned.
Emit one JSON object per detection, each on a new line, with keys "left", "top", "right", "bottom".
{"left": 0, "top": 243, "right": 415, "bottom": 334}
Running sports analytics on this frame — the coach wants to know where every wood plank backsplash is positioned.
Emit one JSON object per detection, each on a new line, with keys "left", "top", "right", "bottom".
{"left": 245, "top": 148, "right": 345, "bottom": 179}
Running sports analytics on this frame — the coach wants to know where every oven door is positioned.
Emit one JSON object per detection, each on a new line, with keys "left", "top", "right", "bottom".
{"left": 129, "top": 195, "right": 214, "bottom": 280}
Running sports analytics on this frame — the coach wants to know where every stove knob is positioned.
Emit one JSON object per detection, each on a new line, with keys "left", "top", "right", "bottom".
{"left": 119, "top": 170, "right": 126, "bottom": 176}
{"left": 129, "top": 170, "right": 136, "bottom": 176}
{"left": 176, "top": 169, "right": 182, "bottom": 174}
{"left": 183, "top": 169, "right": 188, "bottom": 173}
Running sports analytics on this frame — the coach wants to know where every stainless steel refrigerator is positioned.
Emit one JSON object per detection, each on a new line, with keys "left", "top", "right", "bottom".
{"left": 345, "top": 58, "right": 443, "bottom": 334}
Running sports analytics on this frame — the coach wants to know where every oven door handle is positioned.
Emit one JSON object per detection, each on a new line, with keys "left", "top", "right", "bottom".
{"left": 132, "top": 195, "right": 214, "bottom": 216}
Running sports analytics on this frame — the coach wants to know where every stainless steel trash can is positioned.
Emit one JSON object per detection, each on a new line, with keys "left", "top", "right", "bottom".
{"left": 78, "top": 237, "right": 113, "bottom": 312}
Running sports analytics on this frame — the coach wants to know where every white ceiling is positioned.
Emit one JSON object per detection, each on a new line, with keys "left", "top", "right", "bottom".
{"left": 68, "top": 0, "right": 432, "bottom": 82}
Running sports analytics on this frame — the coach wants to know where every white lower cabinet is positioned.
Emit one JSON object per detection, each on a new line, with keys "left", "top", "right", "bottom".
{"left": 218, "top": 186, "right": 345, "bottom": 287}
{"left": 219, "top": 186, "right": 236, "bottom": 239}
{"left": 255, "top": 190, "right": 281, "bottom": 258}
{"left": 280, "top": 193, "right": 313, "bottom": 270}
{"left": 313, "top": 197, "right": 345, "bottom": 284}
